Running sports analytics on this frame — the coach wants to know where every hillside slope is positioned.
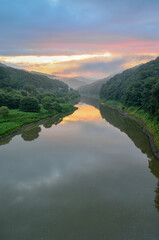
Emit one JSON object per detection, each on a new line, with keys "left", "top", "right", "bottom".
{"left": 100, "top": 57, "right": 159, "bottom": 118}
{"left": 0, "top": 64, "right": 68, "bottom": 91}
{"left": 78, "top": 76, "right": 111, "bottom": 96}
{"left": 57, "top": 77, "right": 87, "bottom": 89}
{"left": 31, "top": 71, "right": 88, "bottom": 89}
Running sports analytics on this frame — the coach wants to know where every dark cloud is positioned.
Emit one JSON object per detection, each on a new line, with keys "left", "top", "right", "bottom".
{"left": 57, "top": 59, "right": 125, "bottom": 77}
{"left": 0, "top": 0, "right": 159, "bottom": 55}
{"left": 77, "top": 60, "right": 124, "bottom": 74}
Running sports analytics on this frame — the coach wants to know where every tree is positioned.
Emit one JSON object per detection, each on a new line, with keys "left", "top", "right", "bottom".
{"left": 20, "top": 97, "right": 40, "bottom": 112}
{"left": 7, "top": 93, "right": 22, "bottom": 109}
{"left": 21, "top": 90, "right": 28, "bottom": 96}
{"left": 100, "top": 57, "right": 159, "bottom": 118}
{"left": 42, "top": 97, "right": 54, "bottom": 113}
{"left": 0, "top": 106, "right": 9, "bottom": 117}
{"left": 57, "top": 97, "right": 66, "bottom": 103}
{"left": 0, "top": 92, "right": 5, "bottom": 107}
{"left": 52, "top": 102, "right": 62, "bottom": 112}
{"left": 24, "top": 84, "right": 36, "bottom": 94}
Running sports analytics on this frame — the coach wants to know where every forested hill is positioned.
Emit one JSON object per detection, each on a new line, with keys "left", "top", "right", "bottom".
{"left": 100, "top": 57, "right": 159, "bottom": 118}
{"left": 78, "top": 76, "right": 111, "bottom": 96}
{"left": 0, "top": 64, "right": 68, "bottom": 91}
{"left": 31, "top": 71, "right": 87, "bottom": 89}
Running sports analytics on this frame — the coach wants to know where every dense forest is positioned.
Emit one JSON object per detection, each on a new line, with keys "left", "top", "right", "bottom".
{"left": 0, "top": 64, "right": 80, "bottom": 113}
{"left": 0, "top": 65, "right": 68, "bottom": 90}
{"left": 100, "top": 57, "right": 159, "bottom": 119}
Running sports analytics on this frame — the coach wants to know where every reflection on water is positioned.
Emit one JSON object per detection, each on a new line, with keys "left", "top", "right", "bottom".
{"left": 80, "top": 95, "right": 100, "bottom": 109}
{"left": 62, "top": 104, "right": 101, "bottom": 123}
{"left": 0, "top": 112, "right": 73, "bottom": 145}
{"left": 155, "top": 181, "right": 159, "bottom": 211}
{"left": 100, "top": 104, "right": 155, "bottom": 160}
{"left": 42, "top": 115, "right": 64, "bottom": 128}
{"left": 21, "top": 126, "right": 41, "bottom": 141}
{"left": 100, "top": 104, "right": 159, "bottom": 212}
{"left": 0, "top": 101, "right": 159, "bottom": 240}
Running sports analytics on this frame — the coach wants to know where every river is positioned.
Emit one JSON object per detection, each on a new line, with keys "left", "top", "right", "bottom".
{"left": 0, "top": 99, "right": 159, "bottom": 240}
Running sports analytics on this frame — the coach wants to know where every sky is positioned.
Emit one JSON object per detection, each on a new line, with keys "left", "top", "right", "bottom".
{"left": 0, "top": 0, "right": 159, "bottom": 79}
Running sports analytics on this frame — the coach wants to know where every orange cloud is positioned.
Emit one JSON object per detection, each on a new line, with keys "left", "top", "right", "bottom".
{"left": 0, "top": 40, "right": 159, "bottom": 78}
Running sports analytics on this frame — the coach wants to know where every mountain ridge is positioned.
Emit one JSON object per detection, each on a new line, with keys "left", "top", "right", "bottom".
{"left": 0, "top": 63, "right": 68, "bottom": 91}
{"left": 78, "top": 76, "right": 111, "bottom": 96}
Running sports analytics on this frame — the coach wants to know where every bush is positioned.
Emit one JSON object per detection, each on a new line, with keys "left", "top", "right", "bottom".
{"left": 20, "top": 97, "right": 40, "bottom": 112}
{"left": 0, "top": 106, "right": 9, "bottom": 117}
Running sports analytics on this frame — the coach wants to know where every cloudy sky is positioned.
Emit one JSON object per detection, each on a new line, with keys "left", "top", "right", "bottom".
{"left": 0, "top": 0, "right": 159, "bottom": 79}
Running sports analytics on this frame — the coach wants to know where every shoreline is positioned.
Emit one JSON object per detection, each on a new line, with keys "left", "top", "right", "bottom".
{"left": 0, "top": 109, "right": 76, "bottom": 143}
{"left": 101, "top": 102, "right": 159, "bottom": 160}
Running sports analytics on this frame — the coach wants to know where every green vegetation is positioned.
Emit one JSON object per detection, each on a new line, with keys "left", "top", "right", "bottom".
{"left": 100, "top": 57, "right": 159, "bottom": 149}
{"left": 100, "top": 57, "right": 159, "bottom": 119}
{"left": 0, "top": 106, "right": 9, "bottom": 117}
{"left": 101, "top": 100, "right": 159, "bottom": 149}
{"left": 0, "top": 64, "right": 80, "bottom": 138}
{"left": 42, "top": 97, "right": 54, "bottom": 112}
{"left": 20, "top": 97, "right": 40, "bottom": 112}
{"left": 0, "top": 65, "right": 68, "bottom": 90}
{"left": 0, "top": 104, "right": 77, "bottom": 138}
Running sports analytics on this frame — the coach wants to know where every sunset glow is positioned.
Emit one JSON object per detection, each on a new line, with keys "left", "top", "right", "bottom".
{"left": 0, "top": 51, "right": 157, "bottom": 78}
{"left": 1, "top": 0, "right": 159, "bottom": 78}
{"left": 62, "top": 105, "right": 101, "bottom": 124}
{"left": 0, "top": 52, "right": 112, "bottom": 65}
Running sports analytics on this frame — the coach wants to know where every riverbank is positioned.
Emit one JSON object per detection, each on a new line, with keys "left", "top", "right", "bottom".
{"left": 100, "top": 100, "right": 159, "bottom": 160}
{"left": 0, "top": 103, "right": 77, "bottom": 141}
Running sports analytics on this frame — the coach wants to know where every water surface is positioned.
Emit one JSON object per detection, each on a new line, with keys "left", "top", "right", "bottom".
{"left": 0, "top": 101, "right": 159, "bottom": 240}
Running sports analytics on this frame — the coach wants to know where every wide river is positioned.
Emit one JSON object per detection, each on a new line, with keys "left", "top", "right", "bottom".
{"left": 0, "top": 98, "right": 159, "bottom": 240}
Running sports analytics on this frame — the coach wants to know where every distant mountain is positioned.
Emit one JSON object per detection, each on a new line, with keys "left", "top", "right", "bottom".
{"left": 78, "top": 76, "right": 111, "bottom": 96}
{"left": 0, "top": 64, "right": 92, "bottom": 90}
{"left": 73, "top": 76, "right": 96, "bottom": 84}
{"left": 31, "top": 71, "right": 89, "bottom": 89}
{"left": 0, "top": 64, "right": 68, "bottom": 91}
{"left": 56, "top": 77, "right": 87, "bottom": 89}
